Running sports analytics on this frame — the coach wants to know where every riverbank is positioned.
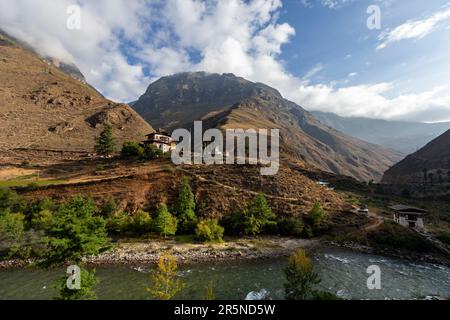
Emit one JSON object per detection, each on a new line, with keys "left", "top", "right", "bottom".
{"left": 326, "top": 240, "right": 450, "bottom": 268}
{"left": 85, "top": 236, "right": 319, "bottom": 267}
{"left": 0, "top": 236, "right": 319, "bottom": 269}
{"left": 2, "top": 235, "right": 449, "bottom": 269}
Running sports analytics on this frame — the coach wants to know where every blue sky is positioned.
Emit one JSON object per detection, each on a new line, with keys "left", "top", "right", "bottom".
{"left": 281, "top": 0, "right": 450, "bottom": 96}
{"left": 1, "top": 0, "right": 449, "bottom": 122}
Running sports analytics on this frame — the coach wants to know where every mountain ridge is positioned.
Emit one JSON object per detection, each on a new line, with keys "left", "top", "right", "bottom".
{"left": 133, "top": 72, "right": 403, "bottom": 182}
{"left": 0, "top": 31, "right": 153, "bottom": 151}
{"left": 382, "top": 129, "right": 450, "bottom": 185}
{"left": 311, "top": 111, "right": 450, "bottom": 154}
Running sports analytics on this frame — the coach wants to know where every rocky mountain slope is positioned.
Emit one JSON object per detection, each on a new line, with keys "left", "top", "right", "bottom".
{"left": 312, "top": 111, "right": 450, "bottom": 154}
{"left": 133, "top": 72, "right": 403, "bottom": 181}
{"left": 383, "top": 129, "right": 450, "bottom": 185}
{"left": 0, "top": 31, "right": 153, "bottom": 151}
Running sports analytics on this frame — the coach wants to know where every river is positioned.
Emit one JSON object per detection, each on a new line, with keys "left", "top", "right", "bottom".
{"left": 1, "top": 248, "right": 449, "bottom": 300}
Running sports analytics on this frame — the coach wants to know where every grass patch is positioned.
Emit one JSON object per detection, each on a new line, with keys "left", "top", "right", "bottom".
{"left": 437, "top": 231, "right": 450, "bottom": 246}
{"left": 175, "top": 234, "right": 195, "bottom": 244}
{"left": 0, "top": 179, "right": 67, "bottom": 188}
{"left": 162, "top": 165, "right": 176, "bottom": 173}
{"left": 367, "top": 221, "right": 435, "bottom": 253}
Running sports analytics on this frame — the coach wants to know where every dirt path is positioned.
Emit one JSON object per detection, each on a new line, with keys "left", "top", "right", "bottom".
{"left": 364, "top": 217, "right": 384, "bottom": 232}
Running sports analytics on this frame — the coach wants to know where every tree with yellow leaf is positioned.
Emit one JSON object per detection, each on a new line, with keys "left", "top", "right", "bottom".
{"left": 147, "top": 253, "right": 185, "bottom": 300}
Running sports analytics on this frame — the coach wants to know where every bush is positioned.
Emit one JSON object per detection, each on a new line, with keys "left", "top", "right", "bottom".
{"left": 195, "top": 219, "right": 224, "bottom": 243}
{"left": 152, "top": 204, "right": 177, "bottom": 237}
{"left": 106, "top": 212, "right": 131, "bottom": 235}
{"left": 143, "top": 145, "right": 164, "bottom": 160}
{"left": 100, "top": 196, "right": 117, "bottom": 218}
{"left": 312, "top": 291, "right": 342, "bottom": 300}
{"left": 30, "top": 209, "right": 53, "bottom": 230}
{"left": 224, "top": 194, "right": 276, "bottom": 235}
{"left": 276, "top": 217, "right": 304, "bottom": 237}
{"left": 0, "top": 210, "right": 26, "bottom": 257}
{"left": 121, "top": 141, "right": 144, "bottom": 158}
{"left": 0, "top": 210, "right": 25, "bottom": 242}
{"left": 303, "top": 225, "right": 314, "bottom": 239}
{"left": 368, "top": 221, "right": 434, "bottom": 252}
{"left": 0, "top": 188, "right": 27, "bottom": 213}
{"left": 130, "top": 210, "right": 152, "bottom": 235}
{"left": 437, "top": 231, "right": 450, "bottom": 245}
{"left": 27, "top": 182, "right": 40, "bottom": 191}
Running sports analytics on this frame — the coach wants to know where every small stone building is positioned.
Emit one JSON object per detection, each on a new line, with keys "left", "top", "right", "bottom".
{"left": 389, "top": 205, "right": 427, "bottom": 231}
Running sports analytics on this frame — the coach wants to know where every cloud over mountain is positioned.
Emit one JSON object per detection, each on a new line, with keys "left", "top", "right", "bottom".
{"left": 1, "top": 0, "right": 449, "bottom": 122}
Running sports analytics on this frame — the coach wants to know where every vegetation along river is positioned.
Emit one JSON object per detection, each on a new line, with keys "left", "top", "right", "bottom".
{"left": 1, "top": 248, "right": 449, "bottom": 300}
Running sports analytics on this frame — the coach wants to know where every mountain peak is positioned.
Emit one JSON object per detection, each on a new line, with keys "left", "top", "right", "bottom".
{"left": 132, "top": 72, "right": 402, "bottom": 181}
{"left": 135, "top": 71, "right": 283, "bottom": 131}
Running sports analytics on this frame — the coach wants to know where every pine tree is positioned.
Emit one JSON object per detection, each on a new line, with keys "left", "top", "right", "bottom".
{"left": 54, "top": 267, "right": 98, "bottom": 300}
{"left": 248, "top": 193, "right": 276, "bottom": 232}
{"left": 284, "top": 249, "right": 321, "bottom": 300}
{"left": 152, "top": 204, "right": 177, "bottom": 238}
{"left": 42, "top": 195, "right": 110, "bottom": 267}
{"left": 308, "top": 202, "right": 326, "bottom": 228}
{"left": 95, "top": 125, "right": 116, "bottom": 156}
{"left": 147, "top": 253, "right": 184, "bottom": 300}
{"left": 174, "top": 177, "right": 197, "bottom": 233}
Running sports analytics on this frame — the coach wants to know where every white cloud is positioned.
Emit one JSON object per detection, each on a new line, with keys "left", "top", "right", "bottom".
{"left": 301, "top": 64, "right": 324, "bottom": 84}
{"left": 0, "top": 0, "right": 152, "bottom": 101}
{"left": 377, "top": 5, "right": 450, "bottom": 50}
{"left": 0, "top": 0, "right": 449, "bottom": 122}
{"left": 300, "top": 0, "right": 355, "bottom": 9}
{"left": 288, "top": 83, "right": 450, "bottom": 122}
{"left": 320, "top": 0, "right": 354, "bottom": 9}
{"left": 348, "top": 72, "right": 358, "bottom": 77}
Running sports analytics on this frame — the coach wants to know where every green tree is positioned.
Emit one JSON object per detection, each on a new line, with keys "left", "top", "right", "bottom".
{"left": 100, "top": 196, "right": 117, "bottom": 218}
{"left": 42, "top": 196, "right": 110, "bottom": 266}
{"left": 195, "top": 219, "right": 224, "bottom": 243}
{"left": 147, "top": 253, "right": 184, "bottom": 300}
{"left": 54, "top": 267, "right": 98, "bottom": 300}
{"left": 30, "top": 209, "right": 53, "bottom": 230}
{"left": 276, "top": 216, "right": 304, "bottom": 237}
{"left": 121, "top": 141, "right": 144, "bottom": 158}
{"left": 0, "top": 188, "right": 26, "bottom": 213}
{"left": 143, "top": 144, "right": 163, "bottom": 160}
{"left": 284, "top": 249, "right": 321, "bottom": 300}
{"left": 95, "top": 125, "right": 116, "bottom": 156}
{"left": 106, "top": 211, "right": 131, "bottom": 235}
{"left": 248, "top": 193, "right": 276, "bottom": 231}
{"left": 0, "top": 210, "right": 25, "bottom": 256}
{"left": 152, "top": 204, "right": 177, "bottom": 238}
{"left": 174, "top": 177, "right": 197, "bottom": 233}
{"left": 225, "top": 194, "right": 276, "bottom": 235}
{"left": 308, "top": 203, "right": 327, "bottom": 229}
{"left": 130, "top": 210, "right": 152, "bottom": 235}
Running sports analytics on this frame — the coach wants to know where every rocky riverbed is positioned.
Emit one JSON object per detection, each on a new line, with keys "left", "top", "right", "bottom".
{"left": 0, "top": 236, "right": 318, "bottom": 269}
{"left": 85, "top": 237, "right": 319, "bottom": 267}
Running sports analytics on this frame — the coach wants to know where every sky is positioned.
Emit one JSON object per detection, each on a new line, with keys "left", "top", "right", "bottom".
{"left": 0, "top": 0, "right": 449, "bottom": 122}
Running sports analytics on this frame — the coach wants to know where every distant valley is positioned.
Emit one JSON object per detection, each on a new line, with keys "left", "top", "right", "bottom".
{"left": 311, "top": 111, "right": 450, "bottom": 154}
